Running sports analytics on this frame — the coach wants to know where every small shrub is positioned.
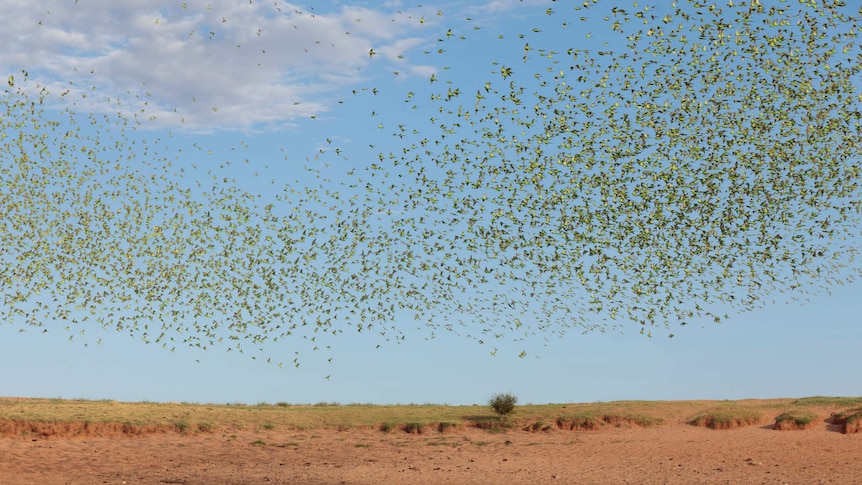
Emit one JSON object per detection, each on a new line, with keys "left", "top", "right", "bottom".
{"left": 261, "top": 422, "right": 275, "bottom": 430}
{"left": 525, "top": 421, "right": 546, "bottom": 432}
{"left": 489, "top": 392, "right": 518, "bottom": 419}
{"left": 379, "top": 422, "right": 396, "bottom": 432}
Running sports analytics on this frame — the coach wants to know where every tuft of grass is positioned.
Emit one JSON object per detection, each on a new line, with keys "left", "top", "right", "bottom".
{"left": 196, "top": 422, "right": 215, "bottom": 433}
{"left": 379, "top": 421, "right": 396, "bottom": 432}
{"left": 525, "top": 421, "right": 548, "bottom": 432}
{"left": 846, "top": 413, "right": 862, "bottom": 435}
{"left": 690, "top": 409, "right": 762, "bottom": 430}
{"left": 472, "top": 419, "right": 514, "bottom": 432}
{"left": 830, "top": 408, "right": 862, "bottom": 434}
{"left": 403, "top": 422, "right": 425, "bottom": 434}
{"left": 250, "top": 439, "right": 266, "bottom": 446}
{"left": 601, "top": 414, "right": 663, "bottom": 427}
{"left": 556, "top": 415, "right": 603, "bottom": 431}
{"left": 261, "top": 422, "right": 275, "bottom": 430}
{"left": 773, "top": 412, "right": 819, "bottom": 430}
{"left": 437, "top": 421, "right": 459, "bottom": 433}
{"left": 835, "top": 409, "right": 860, "bottom": 422}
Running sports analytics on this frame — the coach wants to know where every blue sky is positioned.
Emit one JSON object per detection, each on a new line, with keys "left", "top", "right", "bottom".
{"left": 2, "top": 0, "right": 861, "bottom": 405}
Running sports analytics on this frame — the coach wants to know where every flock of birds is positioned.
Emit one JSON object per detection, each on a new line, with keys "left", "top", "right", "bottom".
{"left": 1, "top": 1, "right": 860, "bottom": 366}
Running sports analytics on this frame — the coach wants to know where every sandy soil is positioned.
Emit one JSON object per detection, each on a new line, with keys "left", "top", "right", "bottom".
{"left": 2, "top": 411, "right": 861, "bottom": 484}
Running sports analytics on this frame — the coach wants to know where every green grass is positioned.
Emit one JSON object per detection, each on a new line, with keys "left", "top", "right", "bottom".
{"left": 1, "top": 396, "right": 857, "bottom": 437}
{"left": 846, "top": 412, "right": 862, "bottom": 431}
{"left": 554, "top": 413, "right": 662, "bottom": 431}
{"left": 0, "top": 398, "right": 478, "bottom": 432}
{"left": 524, "top": 420, "right": 552, "bottom": 432}
{"left": 774, "top": 412, "right": 819, "bottom": 430}
{"left": 830, "top": 408, "right": 862, "bottom": 434}
{"left": 690, "top": 409, "right": 763, "bottom": 430}
{"left": 831, "top": 408, "right": 862, "bottom": 424}
{"left": 791, "top": 396, "right": 862, "bottom": 407}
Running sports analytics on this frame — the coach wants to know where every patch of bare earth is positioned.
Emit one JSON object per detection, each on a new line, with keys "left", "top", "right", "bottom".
{"left": 2, "top": 402, "right": 862, "bottom": 484}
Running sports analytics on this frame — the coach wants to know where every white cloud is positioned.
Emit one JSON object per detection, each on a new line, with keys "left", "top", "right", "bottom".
{"left": 2, "top": 0, "right": 440, "bottom": 132}
{"left": 466, "top": 0, "right": 554, "bottom": 15}
{"left": 407, "top": 64, "right": 438, "bottom": 78}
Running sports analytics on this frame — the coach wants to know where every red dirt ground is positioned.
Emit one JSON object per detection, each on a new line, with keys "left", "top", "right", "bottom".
{"left": 2, "top": 412, "right": 861, "bottom": 484}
